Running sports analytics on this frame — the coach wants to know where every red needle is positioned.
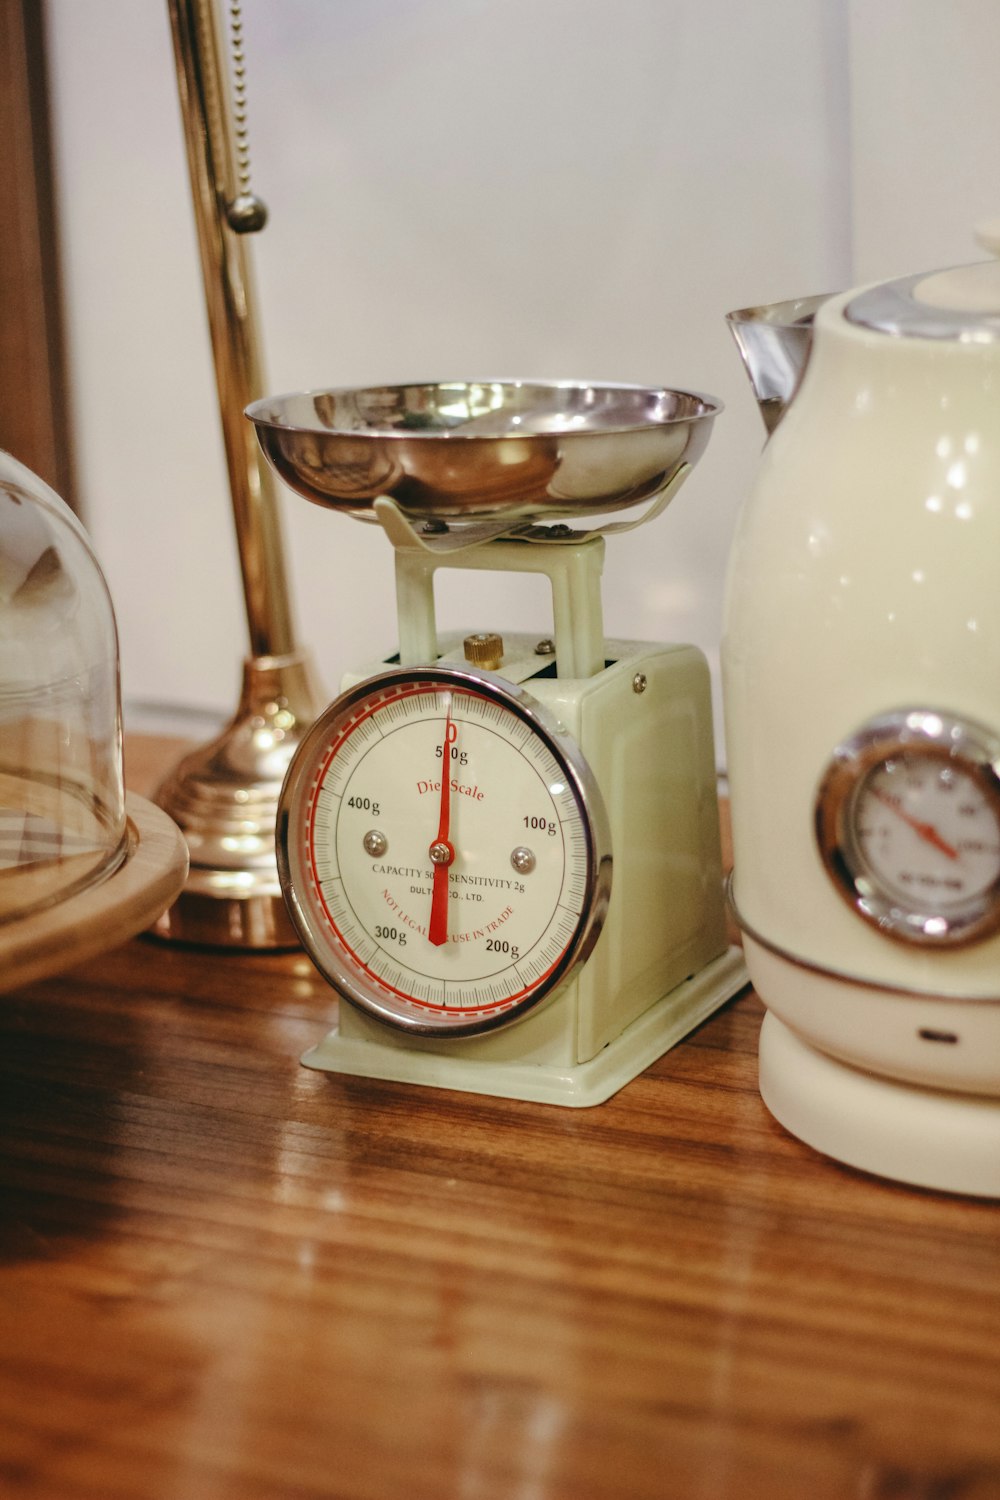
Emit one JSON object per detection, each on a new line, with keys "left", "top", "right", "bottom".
{"left": 428, "top": 714, "right": 458, "bottom": 946}
{"left": 872, "top": 787, "right": 959, "bottom": 860}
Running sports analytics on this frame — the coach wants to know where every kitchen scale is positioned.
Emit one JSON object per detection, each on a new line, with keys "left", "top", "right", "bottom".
{"left": 247, "top": 380, "right": 746, "bottom": 1105}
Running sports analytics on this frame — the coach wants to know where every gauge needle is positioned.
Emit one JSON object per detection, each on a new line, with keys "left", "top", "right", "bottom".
{"left": 428, "top": 714, "right": 458, "bottom": 946}
{"left": 872, "top": 787, "right": 959, "bottom": 860}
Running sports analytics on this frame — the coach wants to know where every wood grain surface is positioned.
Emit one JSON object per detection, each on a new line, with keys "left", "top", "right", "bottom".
{"left": 0, "top": 737, "right": 997, "bottom": 1500}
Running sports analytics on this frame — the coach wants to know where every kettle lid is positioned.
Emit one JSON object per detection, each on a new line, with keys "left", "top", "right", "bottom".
{"left": 845, "top": 220, "right": 1000, "bottom": 342}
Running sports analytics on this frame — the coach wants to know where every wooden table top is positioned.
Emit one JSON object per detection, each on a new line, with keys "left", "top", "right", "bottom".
{"left": 1, "top": 737, "right": 998, "bottom": 1500}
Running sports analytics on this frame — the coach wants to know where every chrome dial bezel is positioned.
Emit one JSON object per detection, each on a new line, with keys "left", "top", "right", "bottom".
{"left": 277, "top": 664, "right": 612, "bottom": 1037}
{"left": 815, "top": 708, "right": 1000, "bottom": 948}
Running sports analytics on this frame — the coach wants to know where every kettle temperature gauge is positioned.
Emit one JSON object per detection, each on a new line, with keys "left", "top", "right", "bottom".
{"left": 816, "top": 709, "right": 1000, "bottom": 946}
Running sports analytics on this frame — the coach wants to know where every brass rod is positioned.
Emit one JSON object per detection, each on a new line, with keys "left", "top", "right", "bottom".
{"left": 166, "top": 0, "right": 294, "bottom": 658}
{"left": 154, "top": 0, "right": 322, "bottom": 949}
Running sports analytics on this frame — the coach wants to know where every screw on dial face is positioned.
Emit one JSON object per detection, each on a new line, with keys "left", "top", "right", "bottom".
{"left": 277, "top": 666, "right": 612, "bottom": 1035}
{"left": 816, "top": 709, "right": 1000, "bottom": 946}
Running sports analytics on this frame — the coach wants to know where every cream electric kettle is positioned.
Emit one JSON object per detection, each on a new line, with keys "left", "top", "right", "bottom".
{"left": 724, "top": 230, "right": 1000, "bottom": 1196}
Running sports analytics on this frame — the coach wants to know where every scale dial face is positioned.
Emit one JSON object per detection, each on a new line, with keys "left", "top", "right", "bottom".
{"left": 815, "top": 709, "right": 1000, "bottom": 946}
{"left": 278, "top": 666, "right": 612, "bottom": 1036}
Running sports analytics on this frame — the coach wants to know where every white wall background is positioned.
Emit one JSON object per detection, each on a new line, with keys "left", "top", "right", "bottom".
{"left": 43, "top": 0, "right": 1000, "bottom": 762}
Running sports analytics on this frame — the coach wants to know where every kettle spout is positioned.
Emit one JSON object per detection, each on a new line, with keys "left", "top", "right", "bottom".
{"left": 726, "top": 293, "right": 830, "bottom": 435}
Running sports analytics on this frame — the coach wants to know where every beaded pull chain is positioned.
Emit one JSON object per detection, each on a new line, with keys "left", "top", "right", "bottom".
{"left": 224, "top": 0, "right": 268, "bottom": 233}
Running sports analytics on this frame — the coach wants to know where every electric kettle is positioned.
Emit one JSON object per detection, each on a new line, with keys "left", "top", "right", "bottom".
{"left": 724, "top": 228, "right": 1000, "bottom": 1196}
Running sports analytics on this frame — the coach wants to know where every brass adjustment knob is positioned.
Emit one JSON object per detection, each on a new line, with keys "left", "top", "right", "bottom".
{"left": 463, "top": 632, "right": 504, "bottom": 671}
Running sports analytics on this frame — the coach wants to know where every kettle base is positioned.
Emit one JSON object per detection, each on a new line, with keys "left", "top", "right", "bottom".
{"left": 759, "top": 1011, "right": 1000, "bottom": 1198}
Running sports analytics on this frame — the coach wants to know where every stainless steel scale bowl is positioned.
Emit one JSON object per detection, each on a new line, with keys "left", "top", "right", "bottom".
{"left": 246, "top": 379, "right": 718, "bottom": 525}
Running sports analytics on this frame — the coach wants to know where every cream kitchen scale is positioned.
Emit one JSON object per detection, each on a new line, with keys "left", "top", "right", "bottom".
{"left": 247, "top": 380, "right": 745, "bottom": 1105}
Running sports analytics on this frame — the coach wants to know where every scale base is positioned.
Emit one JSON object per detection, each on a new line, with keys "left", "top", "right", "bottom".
{"left": 759, "top": 1012, "right": 1000, "bottom": 1198}
{"left": 301, "top": 946, "right": 747, "bottom": 1107}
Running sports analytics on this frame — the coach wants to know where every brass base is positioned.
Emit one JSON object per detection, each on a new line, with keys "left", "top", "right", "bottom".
{"left": 151, "top": 649, "right": 323, "bottom": 949}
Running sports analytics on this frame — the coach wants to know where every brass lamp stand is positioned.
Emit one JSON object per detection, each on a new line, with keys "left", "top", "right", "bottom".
{"left": 152, "top": 0, "right": 323, "bottom": 947}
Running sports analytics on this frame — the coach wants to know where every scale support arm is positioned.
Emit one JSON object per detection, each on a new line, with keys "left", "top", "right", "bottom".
{"left": 391, "top": 528, "right": 607, "bottom": 681}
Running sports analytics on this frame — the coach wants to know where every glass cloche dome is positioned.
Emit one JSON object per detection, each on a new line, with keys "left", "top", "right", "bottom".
{"left": 0, "top": 452, "right": 126, "bottom": 919}
{"left": 0, "top": 451, "right": 187, "bottom": 988}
